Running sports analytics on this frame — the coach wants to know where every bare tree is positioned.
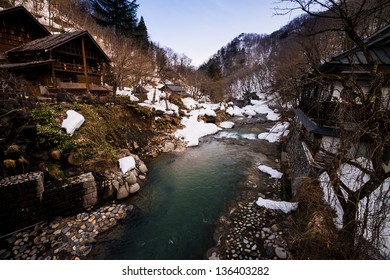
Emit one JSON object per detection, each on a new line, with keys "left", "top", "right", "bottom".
{"left": 279, "top": 0, "right": 390, "bottom": 257}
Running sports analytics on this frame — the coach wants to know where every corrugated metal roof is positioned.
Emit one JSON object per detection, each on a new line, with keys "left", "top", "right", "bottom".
{"left": 325, "top": 24, "right": 390, "bottom": 68}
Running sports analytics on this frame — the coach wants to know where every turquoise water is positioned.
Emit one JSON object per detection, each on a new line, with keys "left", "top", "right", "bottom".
{"left": 89, "top": 139, "right": 252, "bottom": 260}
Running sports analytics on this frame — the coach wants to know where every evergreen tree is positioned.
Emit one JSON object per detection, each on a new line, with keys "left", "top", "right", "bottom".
{"left": 90, "top": 0, "right": 139, "bottom": 36}
{"left": 134, "top": 16, "right": 149, "bottom": 50}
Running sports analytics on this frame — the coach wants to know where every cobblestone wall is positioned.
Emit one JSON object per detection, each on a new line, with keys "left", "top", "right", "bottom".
{"left": 0, "top": 172, "right": 97, "bottom": 236}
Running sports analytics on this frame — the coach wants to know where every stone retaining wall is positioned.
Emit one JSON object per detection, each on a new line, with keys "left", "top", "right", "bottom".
{"left": 0, "top": 172, "right": 98, "bottom": 236}
{"left": 285, "top": 128, "right": 314, "bottom": 196}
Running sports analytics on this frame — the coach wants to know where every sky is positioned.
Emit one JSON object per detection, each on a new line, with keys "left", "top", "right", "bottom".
{"left": 138, "top": 0, "right": 303, "bottom": 67}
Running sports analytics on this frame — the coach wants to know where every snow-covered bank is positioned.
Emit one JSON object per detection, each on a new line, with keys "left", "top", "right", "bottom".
{"left": 256, "top": 197, "right": 298, "bottom": 214}
{"left": 258, "top": 164, "right": 283, "bottom": 179}
{"left": 258, "top": 122, "right": 290, "bottom": 143}
{"left": 174, "top": 109, "right": 221, "bottom": 147}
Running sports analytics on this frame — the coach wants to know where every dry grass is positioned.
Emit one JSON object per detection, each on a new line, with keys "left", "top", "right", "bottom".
{"left": 285, "top": 177, "right": 349, "bottom": 259}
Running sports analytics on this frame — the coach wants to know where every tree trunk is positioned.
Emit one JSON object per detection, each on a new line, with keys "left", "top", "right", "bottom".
{"left": 342, "top": 195, "right": 359, "bottom": 253}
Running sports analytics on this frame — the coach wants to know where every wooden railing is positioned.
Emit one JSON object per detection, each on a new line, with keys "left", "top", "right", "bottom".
{"left": 53, "top": 62, "right": 100, "bottom": 75}
{"left": 299, "top": 98, "right": 364, "bottom": 127}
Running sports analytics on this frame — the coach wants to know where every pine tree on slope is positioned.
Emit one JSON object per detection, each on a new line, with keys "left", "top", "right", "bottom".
{"left": 134, "top": 16, "right": 149, "bottom": 50}
{"left": 90, "top": 0, "right": 139, "bottom": 37}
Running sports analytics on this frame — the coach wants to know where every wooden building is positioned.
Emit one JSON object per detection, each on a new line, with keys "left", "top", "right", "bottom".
{"left": 294, "top": 24, "right": 390, "bottom": 167}
{"left": 132, "top": 85, "right": 149, "bottom": 101}
{"left": 296, "top": 24, "right": 390, "bottom": 136}
{"left": 0, "top": 6, "right": 111, "bottom": 95}
{"left": 0, "top": 6, "right": 50, "bottom": 58}
{"left": 159, "top": 84, "right": 186, "bottom": 95}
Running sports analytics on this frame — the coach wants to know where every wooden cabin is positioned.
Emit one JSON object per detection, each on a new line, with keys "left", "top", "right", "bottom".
{"left": 132, "top": 85, "right": 148, "bottom": 101}
{"left": 0, "top": 6, "right": 50, "bottom": 60}
{"left": 294, "top": 24, "right": 390, "bottom": 167}
{"left": 296, "top": 24, "right": 390, "bottom": 136}
{"left": 0, "top": 6, "right": 111, "bottom": 96}
{"left": 159, "top": 84, "right": 186, "bottom": 95}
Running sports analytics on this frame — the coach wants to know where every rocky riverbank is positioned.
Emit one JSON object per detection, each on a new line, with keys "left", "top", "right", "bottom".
{"left": 0, "top": 203, "right": 135, "bottom": 260}
{"left": 208, "top": 119, "right": 294, "bottom": 260}
{"left": 209, "top": 201, "right": 292, "bottom": 260}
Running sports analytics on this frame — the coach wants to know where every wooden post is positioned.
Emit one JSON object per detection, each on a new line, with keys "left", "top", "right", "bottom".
{"left": 81, "top": 36, "right": 89, "bottom": 90}
{"left": 100, "top": 61, "right": 104, "bottom": 85}
{"left": 49, "top": 51, "right": 56, "bottom": 86}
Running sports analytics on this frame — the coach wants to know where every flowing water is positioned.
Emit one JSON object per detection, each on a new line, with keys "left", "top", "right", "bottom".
{"left": 89, "top": 129, "right": 263, "bottom": 260}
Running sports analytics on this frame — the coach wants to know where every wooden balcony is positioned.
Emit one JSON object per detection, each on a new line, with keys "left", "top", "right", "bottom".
{"left": 53, "top": 62, "right": 101, "bottom": 76}
{"left": 299, "top": 97, "right": 364, "bottom": 128}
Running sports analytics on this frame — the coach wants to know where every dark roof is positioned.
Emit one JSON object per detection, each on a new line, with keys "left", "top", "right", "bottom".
{"left": 161, "top": 84, "right": 186, "bottom": 93}
{"left": 294, "top": 108, "right": 339, "bottom": 137}
{"left": 7, "top": 30, "right": 110, "bottom": 62}
{"left": 323, "top": 24, "right": 390, "bottom": 69}
{"left": 0, "top": 59, "right": 55, "bottom": 70}
{"left": 133, "top": 85, "right": 148, "bottom": 93}
{"left": 0, "top": 6, "right": 51, "bottom": 36}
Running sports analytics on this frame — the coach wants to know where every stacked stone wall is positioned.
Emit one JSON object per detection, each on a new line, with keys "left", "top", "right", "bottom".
{"left": 0, "top": 172, "right": 98, "bottom": 236}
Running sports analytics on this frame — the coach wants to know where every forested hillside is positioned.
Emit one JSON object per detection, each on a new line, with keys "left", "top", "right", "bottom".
{"left": 199, "top": 0, "right": 389, "bottom": 101}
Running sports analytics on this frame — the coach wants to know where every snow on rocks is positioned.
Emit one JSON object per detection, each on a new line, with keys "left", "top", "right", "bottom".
{"left": 138, "top": 100, "right": 179, "bottom": 115}
{"left": 103, "top": 152, "right": 148, "bottom": 201}
{"left": 182, "top": 97, "right": 198, "bottom": 110}
{"left": 61, "top": 110, "right": 85, "bottom": 136}
{"left": 256, "top": 197, "right": 298, "bottom": 214}
{"left": 258, "top": 164, "right": 283, "bottom": 179}
{"left": 226, "top": 105, "right": 244, "bottom": 117}
{"left": 174, "top": 109, "right": 221, "bottom": 147}
{"left": 258, "top": 122, "right": 289, "bottom": 143}
{"left": 118, "top": 156, "right": 136, "bottom": 174}
{"left": 116, "top": 88, "right": 139, "bottom": 101}
{"left": 219, "top": 121, "right": 235, "bottom": 129}
{"left": 224, "top": 94, "right": 281, "bottom": 121}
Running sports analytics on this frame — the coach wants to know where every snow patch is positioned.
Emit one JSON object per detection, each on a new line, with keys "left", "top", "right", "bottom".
{"left": 219, "top": 121, "right": 235, "bottom": 129}
{"left": 256, "top": 197, "right": 298, "bottom": 213}
{"left": 182, "top": 97, "right": 198, "bottom": 110}
{"left": 258, "top": 122, "right": 289, "bottom": 143}
{"left": 61, "top": 110, "right": 85, "bottom": 136}
{"left": 258, "top": 164, "right": 283, "bottom": 179}
{"left": 174, "top": 109, "right": 221, "bottom": 147}
{"left": 118, "top": 156, "right": 136, "bottom": 174}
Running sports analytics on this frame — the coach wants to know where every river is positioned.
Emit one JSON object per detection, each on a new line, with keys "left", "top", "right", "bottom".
{"left": 88, "top": 120, "right": 274, "bottom": 260}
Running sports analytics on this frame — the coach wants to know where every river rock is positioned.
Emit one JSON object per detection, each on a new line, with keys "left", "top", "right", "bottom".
{"left": 116, "top": 185, "right": 130, "bottom": 200}
{"left": 271, "top": 224, "right": 281, "bottom": 232}
{"left": 129, "top": 183, "right": 140, "bottom": 194}
{"left": 275, "top": 247, "right": 287, "bottom": 259}
{"left": 163, "top": 142, "right": 175, "bottom": 153}
{"left": 125, "top": 172, "right": 137, "bottom": 185}
{"left": 138, "top": 163, "right": 148, "bottom": 174}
